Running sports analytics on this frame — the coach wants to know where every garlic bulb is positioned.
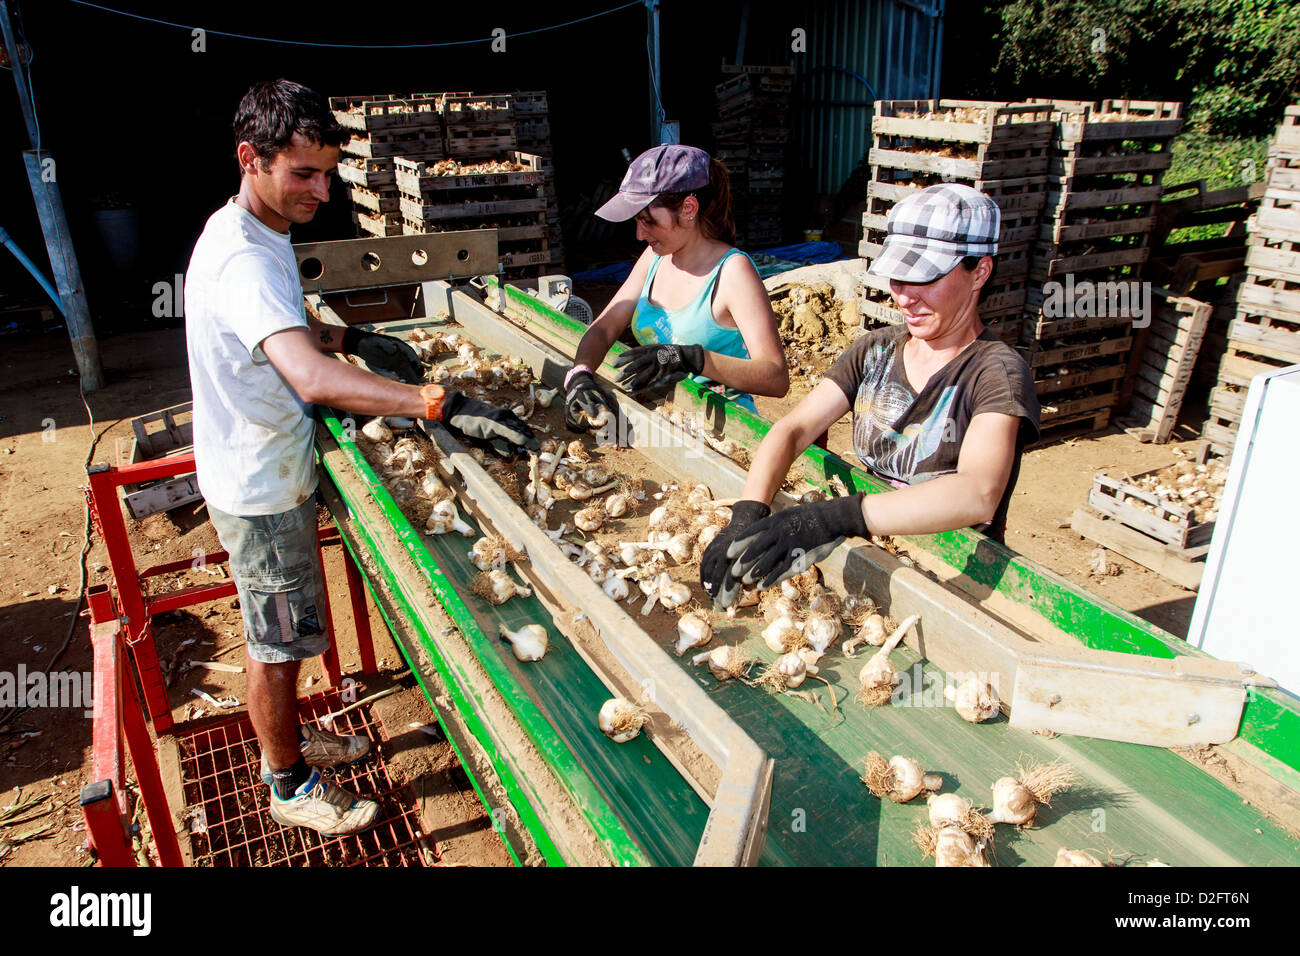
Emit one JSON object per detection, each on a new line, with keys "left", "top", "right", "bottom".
{"left": 574, "top": 506, "right": 604, "bottom": 532}
{"left": 426, "top": 499, "right": 474, "bottom": 537}
{"left": 586, "top": 560, "right": 612, "bottom": 585}
{"left": 598, "top": 698, "right": 645, "bottom": 743}
{"left": 567, "top": 440, "right": 590, "bottom": 461}
{"left": 774, "top": 652, "right": 807, "bottom": 688}
{"left": 988, "top": 760, "right": 1077, "bottom": 827}
{"left": 946, "top": 677, "right": 1000, "bottom": 723}
{"left": 420, "top": 471, "right": 449, "bottom": 500}
{"left": 861, "top": 751, "right": 943, "bottom": 803}
{"left": 692, "top": 645, "right": 751, "bottom": 681}
{"left": 582, "top": 464, "right": 611, "bottom": 486}
{"left": 762, "top": 595, "right": 800, "bottom": 624}
{"left": 498, "top": 623, "right": 548, "bottom": 662}
{"left": 618, "top": 543, "right": 645, "bottom": 566}
{"left": 362, "top": 417, "right": 393, "bottom": 443}
{"left": 934, "top": 826, "right": 988, "bottom": 867}
{"left": 526, "top": 503, "right": 549, "bottom": 529}
{"left": 602, "top": 575, "right": 629, "bottom": 601}
{"left": 666, "top": 532, "right": 696, "bottom": 564}
{"left": 657, "top": 573, "right": 691, "bottom": 611}
{"left": 1054, "top": 848, "right": 1103, "bottom": 867}
{"left": 696, "top": 523, "right": 721, "bottom": 550}
{"left": 857, "top": 613, "right": 888, "bottom": 646}
{"left": 928, "top": 792, "right": 973, "bottom": 830}
{"left": 535, "top": 386, "right": 558, "bottom": 408}
{"left": 431, "top": 364, "right": 452, "bottom": 384}
{"left": 856, "top": 614, "right": 918, "bottom": 707}
{"left": 386, "top": 477, "right": 417, "bottom": 505}
{"left": 802, "top": 614, "right": 840, "bottom": 654}
{"left": 604, "top": 493, "right": 632, "bottom": 518}
{"left": 762, "top": 616, "right": 803, "bottom": 654}
{"left": 675, "top": 612, "right": 713, "bottom": 656}
{"left": 471, "top": 569, "right": 532, "bottom": 606}
{"left": 468, "top": 536, "right": 508, "bottom": 571}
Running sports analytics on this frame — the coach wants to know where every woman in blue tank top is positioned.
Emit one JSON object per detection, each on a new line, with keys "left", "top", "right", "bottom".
{"left": 562, "top": 145, "right": 789, "bottom": 431}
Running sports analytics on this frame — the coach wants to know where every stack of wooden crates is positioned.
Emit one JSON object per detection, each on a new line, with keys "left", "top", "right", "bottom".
{"left": 333, "top": 93, "right": 444, "bottom": 238}
{"left": 1206, "top": 103, "right": 1300, "bottom": 455}
{"left": 1019, "top": 100, "right": 1184, "bottom": 438}
{"left": 331, "top": 91, "right": 564, "bottom": 278}
{"left": 512, "top": 91, "right": 565, "bottom": 262}
{"left": 712, "top": 67, "right": 794, "bottom": 248}
{"left": 857, "top": 99, "right": 1056, "bottom": 344}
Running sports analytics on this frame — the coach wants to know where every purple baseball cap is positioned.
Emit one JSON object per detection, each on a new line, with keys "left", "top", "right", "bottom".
{"left": 595, "top": 144, "right": 711, "bottom": 221}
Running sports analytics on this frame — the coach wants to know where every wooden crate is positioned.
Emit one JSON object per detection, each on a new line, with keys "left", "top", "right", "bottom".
{"left": 340, "top": 128, "right": 444, "bottom": 160}
{"left": 510, "top": 90, "right": 549, "bottom": 115}
{"left": 398, "top": 195, "right": 546, "bottom": 223}
{"left": 1088, "top": 467, "right": 1214, "bottom": 550}
{"left": 1120, "top": 292, "right": 1213, "bottom": 443}
{"left": 393, "top": 153, "right": 545, "bottom": 195}
{"left": 871, "top": 99, "right": 1055, "bottom": 146}
{"left": 330, "top": 94, "right": 439, "bottom": 132}
{"left": 337, "top": 157, "right": 396, "bottom": 189}
{"left": 347, "top": 185, "right": 400, "bottom": 215}
{"left": 441, "top": 94, "right": 515, "bottom": 127}
{"left": 1027, "top": 98, "right": 1185, "bottom": 144}
{"left": 446, "top": 126, "right": 518, "bottom": 160}
{"left": 351, "top": 210, "right": 403, "bottom": 237}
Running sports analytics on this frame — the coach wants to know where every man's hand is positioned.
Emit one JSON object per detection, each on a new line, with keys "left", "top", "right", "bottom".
{"left": 342, "top": 328, "right": 424, "bottom": 384}
{"left": 718, "top": 494, "right": 869, "bottom": 600}
{"left": 438, "top": 391, "right": 539, "bottom": 457}
{"left": 699, "top": 499, "right": 772, "bottom": 610}
{"left": 563, "top": 370, "right": 618, "bottom": 433}
{"left": 610, "top": 343, "right": 705, "bottom": 393}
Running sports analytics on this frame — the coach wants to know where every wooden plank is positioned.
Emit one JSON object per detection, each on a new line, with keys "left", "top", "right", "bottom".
{"left": 1071, "top": 508, "right": 1204, "bottom": 591}
{"left": 399, "top": 196, "right": 547, "bottom": 222}
{"left": 1035, "top": 364, "right": 1126, "bottom": 395}
{"left": 1028, "top": 335, "right": 1132, "bottom": 367}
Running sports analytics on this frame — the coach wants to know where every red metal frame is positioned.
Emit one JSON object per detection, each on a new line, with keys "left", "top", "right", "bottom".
{"left": 84, "top": 452, "right": 376, "bottom": 734}
{"left": 81, "top": 583, "right": 185, "bottom": 867}
{"left": 80, "top": 452, "right": 380, "bottom": 866}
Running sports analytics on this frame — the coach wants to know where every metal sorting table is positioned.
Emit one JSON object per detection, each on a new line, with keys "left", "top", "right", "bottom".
{"left": 309, "top": 280, "right": 1300, "bottom": 866}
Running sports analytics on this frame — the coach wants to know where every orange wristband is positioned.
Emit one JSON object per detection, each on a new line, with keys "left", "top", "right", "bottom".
{"left": 420, "top": 384, "right": 447, "bottom": 421}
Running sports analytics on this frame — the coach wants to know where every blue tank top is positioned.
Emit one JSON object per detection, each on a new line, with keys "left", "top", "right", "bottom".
{"left": 629, "top": 248, "right": 758, "bottom": 411}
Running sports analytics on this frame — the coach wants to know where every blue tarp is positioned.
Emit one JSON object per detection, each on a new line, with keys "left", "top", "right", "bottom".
{"left": 571, "top": 241, "right": 852, "bottom": 285}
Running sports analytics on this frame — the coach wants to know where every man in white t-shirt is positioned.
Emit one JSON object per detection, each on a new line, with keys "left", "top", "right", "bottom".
{"left": 186, "top": 79, "right": 537, "bottom": 836}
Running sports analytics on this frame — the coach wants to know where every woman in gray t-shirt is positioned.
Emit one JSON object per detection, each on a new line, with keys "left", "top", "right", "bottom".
{"left": 702, "top": 184, "right": 1040, "bottom": 609}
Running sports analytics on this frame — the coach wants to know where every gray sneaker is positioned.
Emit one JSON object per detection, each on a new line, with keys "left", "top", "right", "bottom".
{"left": 260, "top": 724, "right": 372, "bottom": 786}
{"left": 268, "top": 768, "right": 380, "bottom": 836}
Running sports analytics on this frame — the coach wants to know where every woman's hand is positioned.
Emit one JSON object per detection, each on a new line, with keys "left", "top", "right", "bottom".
{"left": 611, "top": 343, "right": 705, "bottom": 392}
{"left": 715, "top": 494, "right": 869, "bottom": 603}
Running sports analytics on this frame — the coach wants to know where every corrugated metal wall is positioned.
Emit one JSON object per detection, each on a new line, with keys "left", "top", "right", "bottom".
{"left": 797, "top": 0, "right": 944, "bottom": 194}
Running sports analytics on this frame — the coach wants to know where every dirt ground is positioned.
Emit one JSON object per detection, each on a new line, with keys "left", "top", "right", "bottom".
{"left": 0, "top": 316, "right": 1213, "bottom": 867}
{"left": 0, "top": 325, "right": 507, "bottom": 867}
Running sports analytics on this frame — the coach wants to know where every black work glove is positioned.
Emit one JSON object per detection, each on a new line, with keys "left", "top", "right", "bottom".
{"left": 439, "top": 391, "right": 540, "bottom": 458}
{"left": 699, "top": 499, "right": 772, "bottom": 610}
{"left": 563, "top": 370, "right": 618, "bottom": 434}
{"left": 342, "top": 327, "right": 424, "bottom": 385}
{"left": 720, "top": 494, "right": 869, "bottom": 599}
{"left": 610, "top": 343, "right": 705, "bottom": 393}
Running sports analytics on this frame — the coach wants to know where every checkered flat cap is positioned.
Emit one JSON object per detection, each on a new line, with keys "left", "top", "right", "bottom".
{"left": 867, "top": 184, "right": 1000, "bottom": 283}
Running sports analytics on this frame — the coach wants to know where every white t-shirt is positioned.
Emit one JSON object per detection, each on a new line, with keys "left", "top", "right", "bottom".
{"left": 185, "top": 200, "right": 317, "bottom": 516}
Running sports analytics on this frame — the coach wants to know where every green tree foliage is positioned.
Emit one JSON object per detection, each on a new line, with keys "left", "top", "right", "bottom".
{"left": 976, "top": 0, "right": 1298, "bottom": 136}
{"left": 1168, "top": 0, "right": 1300, "bottom": 136}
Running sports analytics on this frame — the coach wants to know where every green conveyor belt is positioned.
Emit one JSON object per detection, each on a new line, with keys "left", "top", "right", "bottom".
{"left": 315, "top": 291, "right": 1300, "bottom": 866}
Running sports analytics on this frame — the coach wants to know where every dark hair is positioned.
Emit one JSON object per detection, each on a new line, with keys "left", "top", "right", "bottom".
{"left": 650, "top": 158, "right": 735, "bottom": 245}
{"left": 233, "top": 79, "right": 348, "bottom": 169}
{"left": 960, "top": 254, "right": 998, "bottom": 304}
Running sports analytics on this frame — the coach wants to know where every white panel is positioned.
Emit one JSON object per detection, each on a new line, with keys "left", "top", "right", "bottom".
{"left": 1189, "top": 366, "right": 1300, "bottom": 696}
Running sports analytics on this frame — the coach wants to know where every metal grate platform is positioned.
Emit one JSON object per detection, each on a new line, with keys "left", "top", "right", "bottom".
{"left": 175, "top": 688, "right": 430, "bottom": 867}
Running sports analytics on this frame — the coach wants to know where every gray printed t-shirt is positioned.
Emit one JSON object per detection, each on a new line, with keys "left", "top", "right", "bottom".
{"left": 823, "top": 325, "right": 1040, "bottom": 540}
